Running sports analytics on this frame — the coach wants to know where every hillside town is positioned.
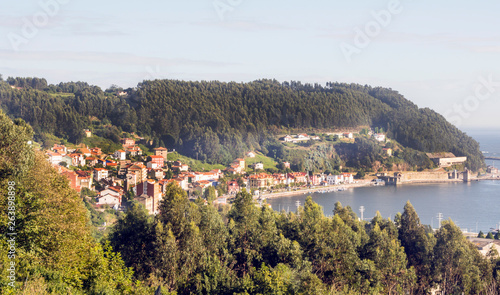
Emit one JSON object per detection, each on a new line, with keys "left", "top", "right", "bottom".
{"left": 45, "top": 135, "right": 357, "bottom": 215}
{"left": 42, "top": 128, "right": 479, "bottom": 216}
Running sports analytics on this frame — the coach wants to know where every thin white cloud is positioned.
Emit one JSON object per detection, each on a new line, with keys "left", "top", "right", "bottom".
{"left": 322, "top": 29, "right": 500, "bottom": 51}
{"left": 0, "top": 50, "right": 237, "bottom": 68}
{"left": 191, "top": 19, "right": 298, "bottom": 32}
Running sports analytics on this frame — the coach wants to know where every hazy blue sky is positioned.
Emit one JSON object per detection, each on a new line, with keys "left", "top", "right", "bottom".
{"left": 1, "top": 0, "right": 499, "bottom": 128}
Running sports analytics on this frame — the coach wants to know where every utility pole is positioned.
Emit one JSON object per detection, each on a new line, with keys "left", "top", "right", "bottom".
{"left": 437, "top": 213, "right": 443, "bottom": 228}
{"left": 359, "top": 206, "right": 365, "bottom": 221}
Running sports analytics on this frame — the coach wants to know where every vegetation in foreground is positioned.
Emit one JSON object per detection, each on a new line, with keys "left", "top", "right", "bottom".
{"left": 108, "top": 183, "right": 500, "bottom": 294}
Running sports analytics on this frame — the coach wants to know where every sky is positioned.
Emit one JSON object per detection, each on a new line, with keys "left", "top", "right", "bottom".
{"left": 1, "top": 0, "right": 500, "bottom": 128}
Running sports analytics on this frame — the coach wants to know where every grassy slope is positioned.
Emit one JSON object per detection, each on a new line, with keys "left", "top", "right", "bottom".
{"left": 245, "top": 151, "right": 278, "bottom": 171}
{"left": 167, "top": 151, "right": 226, "bottom": 171}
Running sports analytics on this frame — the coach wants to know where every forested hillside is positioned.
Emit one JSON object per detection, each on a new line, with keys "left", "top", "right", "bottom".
{"left": 0, "top": 76, "right": 484, "bottom": 170}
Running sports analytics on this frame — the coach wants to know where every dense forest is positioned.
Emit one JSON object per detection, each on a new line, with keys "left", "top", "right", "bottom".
{"left": 1, "top": 110, "right": 499, "bottom": 294}
{"left": 0, "top": 76, "right": 484, "bottom": 170}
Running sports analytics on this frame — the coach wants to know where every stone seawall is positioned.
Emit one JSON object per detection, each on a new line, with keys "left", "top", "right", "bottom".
{"left": 400, "top": 171, "right": 451, "bottom": 182}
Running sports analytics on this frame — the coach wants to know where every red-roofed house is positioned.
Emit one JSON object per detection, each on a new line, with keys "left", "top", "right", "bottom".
{"left": 227, "top": 180, "right": 240, "bottom": 194}
{"left": 159, "top": 179, "right": 179, "bottom": 194}
{"left": 96, "top": 186, "right": 123, "bottom": 207}
{"left": 148, "top": 155, "right": 164, "bottom": 167}
{"left": 248, "top": 173, "right": 273, "bottom": 189}
{"left": 172, "top": 161, "right": 189, "bottom": 172}
{"left": 342, "top": 173, "right": 354, "bottom": 184}
{"left": 126, "top": 146, "right": 142, "bottom": 156}
{"left": 127, "top": 163, "right": 147, "bottom": 183}
{"left": 61, "top": 169, "right": 80, "bottom": 191}
{"left": 52, "top": 144, "right": 67, "bottom": 155}
{"left": 75, "top": 170, "right": 93, "bottom": 191}
{"left": 68, "top": 153, "right": 86, "bottom": 167}
{"left": 154, "top": 147, "right": 168, "bottom": 160}
{"left": 90, "top": 147, "right": 102, "bottom": 156}
{"left": 135, "top": 179, "right": 162, "bottom": 214}
{"left": 272, "top": 173, "right": 287, "bottom": 185}
{"left": 287, "top": 172, "right": 307, "bottom": 184}
{"left": 77, "top": 147, "right": 92, "bottom": 157}
{"left": 121, "top": 138, "right": 135, "bottom": 148}
{"left": 86, "top": 157, "right": 98, "bottom": 167}
{"left": 60, "top": 169, "right": 93, "bottom": 192}
{"left": 94, "top": 168, "right": 108, "bottom": 181}
{"left": 192, "top": 180, "right": 212, "bottom": 196}
{"left": 46, "top": 151, "right": 63, "bottom": 165}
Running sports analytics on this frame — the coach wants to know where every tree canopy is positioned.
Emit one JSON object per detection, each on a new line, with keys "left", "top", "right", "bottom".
{"left": 0, "top": 77, "right": 484, "bottom": 170}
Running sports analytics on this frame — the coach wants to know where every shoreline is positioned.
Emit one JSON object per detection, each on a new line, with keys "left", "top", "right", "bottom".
{"left": 259, "top": 177, "right": 499, "bottom": 200}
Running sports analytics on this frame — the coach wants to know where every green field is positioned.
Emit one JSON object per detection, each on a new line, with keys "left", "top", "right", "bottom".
{"left": 245, "top": 152, "right": 278, "bottom": 171}
{"left": 81, "top": 135, "right": 122, "bottom": 155}
{"left": 167, "top": 152, "right": 226, "bottom": 171}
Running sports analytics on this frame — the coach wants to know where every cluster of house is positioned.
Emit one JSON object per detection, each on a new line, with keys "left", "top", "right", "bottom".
{"left": 281, "top": 133, "right": 321, "bottom": 143}
{"left": 112, "top": 138, "right": 144, "bottom": 160}
{"left": 45, "top": 139, "right": 169, "bottom": 213}
{"left": 281, "top": 131, "right": 386, "bottom": 143}
{"left": 45, "top": 138, "right": 355, "bottom": 215}
{"left": 226, "top": 169, "right": 354, "bottom": 195}
{"left": 46, "top": 144, "right": 116, "bottom": 169}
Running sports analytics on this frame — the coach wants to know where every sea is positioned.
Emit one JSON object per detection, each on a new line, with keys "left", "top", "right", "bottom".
{"left": 267, "top": 129, "right": 500, "bottom": 233}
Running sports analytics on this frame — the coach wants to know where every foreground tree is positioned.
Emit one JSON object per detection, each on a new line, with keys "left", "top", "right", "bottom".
{"left": 433, "top": 220, "right": 492, "bottom": 294}
{"left": 398, "top": 201, "right": 435, "bottom": 293}
{"left": 0, "top": 110, "right": 149, "bottom": 293}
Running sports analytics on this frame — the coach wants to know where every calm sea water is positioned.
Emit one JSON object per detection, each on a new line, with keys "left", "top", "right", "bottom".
{"left": 267, "top": 129, "right": 500, "bottom": 233}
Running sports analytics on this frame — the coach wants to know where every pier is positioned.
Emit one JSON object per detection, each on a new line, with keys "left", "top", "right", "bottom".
{"left": 485, "top": 157, "right": 500, "bottom": 161}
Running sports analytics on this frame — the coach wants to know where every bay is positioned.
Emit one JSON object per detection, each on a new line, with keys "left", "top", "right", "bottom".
{"left": 267, "top": 129, "right": 500, "bottom": 234}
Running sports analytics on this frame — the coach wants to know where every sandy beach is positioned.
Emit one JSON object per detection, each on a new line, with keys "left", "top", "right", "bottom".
{"left": 259, "top": 180, "right": 372, "bottom": 199}
{"left": 257, "top": 176, "right": 496, "bottom": 200}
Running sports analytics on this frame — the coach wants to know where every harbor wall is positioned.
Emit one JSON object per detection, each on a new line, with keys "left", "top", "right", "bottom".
{"left": 400, "top": 171, "right": 450, "bottom": 182}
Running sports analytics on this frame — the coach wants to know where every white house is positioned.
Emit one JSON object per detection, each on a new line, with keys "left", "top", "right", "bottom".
{"left": 343, "top": 132, "right": 353, "bottom": 139}
{"left": 96, "top": 194, "right": 121, "bottom": 207}
{"left": 327, "top": 174, "right": 344, "bottom": 185}
{"left": 253, "top": 163, "right": 264, "bottom": 170}
{"left": 61, "top": 155, "right": 73, "bottom": 167}
{"left": 246, "top": 152, "right": 256, "bottom": 158}
{"left": 46, "top": 151, "right": 63, "bottom": 166}
{"left": 147, "top": 161, "right": 159, "bottom": 169}
{"left": 342, "top": 173, "right": 354, "bottom": 184}
{"left": 68, "top": 153, "right": 86, "bottom": 167}
{"left": 114, "top": 150, "right": 126, "bottom": 160}
{"left": 97, "top": 187, "right": 123, "bottom": 207}
{"left": 93, "top": 168, "right": 109, "bottom": 182}
{"left": 374, "top": 133, "right": 386, "bottom": 142}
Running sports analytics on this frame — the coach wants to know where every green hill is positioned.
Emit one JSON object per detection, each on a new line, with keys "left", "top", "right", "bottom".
{"left": 0, "top": 77, "right": 484, "bottom": 170}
